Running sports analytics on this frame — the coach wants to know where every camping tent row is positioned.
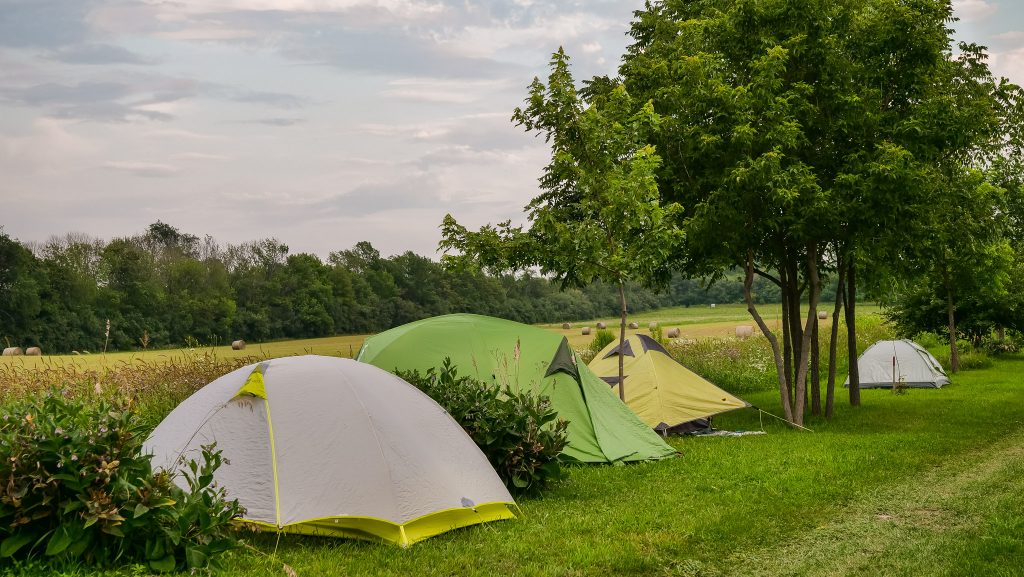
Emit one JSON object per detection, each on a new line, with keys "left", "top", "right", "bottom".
{"left": 147, "top": 314, "right": 754, "bottom": 547}
{"left": 845, "top": 339, "right": 950, "bottom": 389}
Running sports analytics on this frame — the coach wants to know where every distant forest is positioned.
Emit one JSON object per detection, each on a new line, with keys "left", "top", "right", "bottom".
{"left": 0, "top": 222, "right": 796, "bottom": 353}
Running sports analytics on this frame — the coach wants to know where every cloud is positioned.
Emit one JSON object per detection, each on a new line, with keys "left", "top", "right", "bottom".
{"left": 251, "top": 117, "right": 305, "bottom": 126}
{"left": 0, "top": 118, "right": 99, "bottom": 176}
{"left": 1, "top": 77, "right": 198, "bottom": 122}
{"left": 48, "top": 43, "right": 156, "bottom": 65}
{"left": 993, "top": 31, "right": 1024, "bottom": 44}
{"left": 991, "top": 45, "right": 1024, "bottom": 84}
{"left": 953, "top": 0, "right": 998, "bottom": 23}
{"left": 145, "top": 128, "right": 225, "bottom": 141}
{"left": 171, "top": 152, "right": 231, "bottom": 161}
{"left": 102, "top": 161, "right": 181, "bottom": 177}
{"left": 0, "top": 0, "right": 97, "bottom": 48}
{"left": 380, "top": 77, "right": 514, "bottom": 104}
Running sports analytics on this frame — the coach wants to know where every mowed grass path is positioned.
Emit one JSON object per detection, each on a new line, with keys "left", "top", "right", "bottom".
{"left": 177, "top": 356, "right": 1019, "bottom": 577}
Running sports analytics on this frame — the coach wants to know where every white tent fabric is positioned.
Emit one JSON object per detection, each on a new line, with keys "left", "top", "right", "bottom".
{"left": 145, "top": 355, "right": 515, "bottom": 546}
{"left": 844, "top": 339, "right": 950, "bottom": 389}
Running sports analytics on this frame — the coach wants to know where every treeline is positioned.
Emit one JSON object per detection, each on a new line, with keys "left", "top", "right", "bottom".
{"left": 0, "top": 222, "right": 781, "bottom": 353}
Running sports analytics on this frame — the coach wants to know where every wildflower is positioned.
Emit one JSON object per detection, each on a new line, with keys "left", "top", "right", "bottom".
{"left": 54, "top": 428, "right": 64, "bottom": 435}
{"left": 24, "top": 414, "right": 33, "bottom": 424}
{"left": 99, "top": 426, "right": 108, "bottom": 434}
{"left": 71, "top": 454, "right": 78, "bottom": 461}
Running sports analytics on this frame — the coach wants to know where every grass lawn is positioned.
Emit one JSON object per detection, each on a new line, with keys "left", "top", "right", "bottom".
{"left": 3, "top": 306, "right": 1017, "bottom": 577}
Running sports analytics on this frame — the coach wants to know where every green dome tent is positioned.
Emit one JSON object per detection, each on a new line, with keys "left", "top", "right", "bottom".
{"left": 356, "top": 314, "right": 676, "bottom": 464}
{"left": 588, "top": 334, "right": 750, "bottom": 433}
{"left": 145, "top": 355, "right": 516, "bottom": 546}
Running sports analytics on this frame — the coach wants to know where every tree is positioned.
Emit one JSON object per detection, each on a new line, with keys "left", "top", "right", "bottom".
{"left": 441, "top": 48, "right": 685, "bottom": 399}
{"left": 0, "top": 229, "right": 44, "bottom": 348}
{"left": 616, "top": 0, "right": 1015, "bottom": 424}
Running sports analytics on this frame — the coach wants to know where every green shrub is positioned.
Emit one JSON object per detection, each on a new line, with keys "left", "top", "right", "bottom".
{"left": 980, "top": 335, "right": 1020, "bottom": 355}
{"left": 398, "top": 360, "right": 569, "bottom": 495}
{"left": 936, "top": 348, "right": 992, "bottom": 371}
{"left": 0, "top": 392, "right": 243, "bottom": 572}
{"left": 588, "top": 329, "right": 616, "bottom": 357}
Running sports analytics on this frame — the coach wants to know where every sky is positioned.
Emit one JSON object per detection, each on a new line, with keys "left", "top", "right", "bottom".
{"left": 0, "top": 0, "right": 1022, "bottom": 259}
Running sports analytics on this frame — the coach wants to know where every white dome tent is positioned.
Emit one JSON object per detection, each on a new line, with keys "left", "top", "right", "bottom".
{"left": 145, "top": 355, "right": 516, "bottom": 546}
{"left": 845, "top": 339, "right": 950, "bottom": 389}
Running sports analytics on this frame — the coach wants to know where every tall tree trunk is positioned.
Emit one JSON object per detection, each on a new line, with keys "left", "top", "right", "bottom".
{"left": 617, "top": 278, "right": 628, "bottom": 400}
{"left": 787, "top": 256, "right": 805, "bottom": 376}
{"left": 793, "top": 244, "right": 822, "bottom": 427}
{"left": 944, "top": 266, "right": 959, "bottom": 373}
{"left": 826, "top": 256, "right": 846, "bottom": 419}
{"left": 745, "top": 251, "right": 793, "bottom": 422}
{"left": 811, "top": 314, "right": 821, "bottom": 416}
{"left": 845, "top": 258, "right": 860, "bottom": 407}
{"left": 780, "top": 264, "right": 795, "bottom": 410}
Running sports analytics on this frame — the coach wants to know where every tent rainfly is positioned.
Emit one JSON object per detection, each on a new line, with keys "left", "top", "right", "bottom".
{"left": 845, "top": 339, "right": 951, "bottom": 389}
{"left": 145, "top": 355, "right": 516, "bottom": 546}
{"left": 356, "top": 314, "right": 676, "bottom": 464}
{"left": 588, "top": 334, "right": 751, "bottom": 433}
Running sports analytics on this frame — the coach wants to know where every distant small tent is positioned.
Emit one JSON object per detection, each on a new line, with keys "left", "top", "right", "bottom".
{"left": 588, "top": 334, "right": 750, "bottom": 433}
{"left": 845, "top": 339, "right": 950, "bottom": 389}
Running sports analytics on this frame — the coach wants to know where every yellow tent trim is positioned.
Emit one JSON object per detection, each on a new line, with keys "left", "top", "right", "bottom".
{"left": 238, "top": 501, "right": 517, "bottom": 547}
{"left": 265, "top": 399, "right": 282, "bottom": 527}
{"left": 235, "top": 367, "right": 268, "bottom": 399}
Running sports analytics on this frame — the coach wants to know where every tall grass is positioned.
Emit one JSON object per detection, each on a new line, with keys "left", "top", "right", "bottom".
{"left": 669, "top": 314, "right": 896, "bottom": 394}
{"left": 0, "top": 351, "right": 265, "bottom": 427}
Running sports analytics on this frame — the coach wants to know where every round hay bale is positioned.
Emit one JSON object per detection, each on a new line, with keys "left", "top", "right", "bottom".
{"left": 231, "top": 340, "right": 246, "bottom": 351}
{"left": 25, "top": 347, "right": 42, "bottom": 356}
{"left": 648, "top": 321, "right": 658, "bottom": 329}
{"left": 596, "top": 321, "right": 607, "bottom": 329}
{"left": 666, "top": 328, "right": 681, "bottom": 338}
{"left": 561, "top": 322, "right": 571, "bottom": 329}
{"left": 817, "top": 310, "right": 828, "bottom": 320}
{"left": 736, "top": 326, "right": 754, "bottom": 338}
{"left": 628, "top": 321, "right": 639, "bottom": 329}
{"left": 2, "top": 347, "right": 23, "bottom": 356}
{"left": 581, "top": 327, "right": 591, "bottom": 335}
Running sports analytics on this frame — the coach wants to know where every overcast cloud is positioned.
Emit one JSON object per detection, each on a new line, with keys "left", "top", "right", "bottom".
{"left": 0, "top": 0, "right": 1021, "bottom": 258}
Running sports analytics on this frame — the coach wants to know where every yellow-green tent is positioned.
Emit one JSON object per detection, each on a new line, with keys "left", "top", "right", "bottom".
{"left": 589, "top": 334, "right": 750, "bottom": 433}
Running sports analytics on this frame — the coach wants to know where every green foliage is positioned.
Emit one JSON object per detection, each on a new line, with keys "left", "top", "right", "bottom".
{"left": 1, "top": 224, "right": 769, "bottom": 354}
{"left": 587, "top": 329, "right": 616, "bottom": 357}
{"left": 441, "top": 50, "right": 684, "bottom": 295}
{"left": 0, "top": 393, "right": 243, "bottom": 572}
{"left": 649, "top": 324, "right": 664, "bottom": 345}
{"left": 397, "top": 360, "right": 568, "bottom": 495}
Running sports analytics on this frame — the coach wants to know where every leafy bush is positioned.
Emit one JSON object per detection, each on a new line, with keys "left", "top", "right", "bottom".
{"left": 0, "top": 392, "right": 243, "bottom": 572}
{"left": 936, "top": 348, "right": 992, "bottom": 371}
{"left": 980, "top": 335, "right": 1020, "bottom": 355}
{"left": 588, "top": 329, "right": 616, "bottom": 357}
{"left": 398, "top": 360, "right": 568, "bottom": 495}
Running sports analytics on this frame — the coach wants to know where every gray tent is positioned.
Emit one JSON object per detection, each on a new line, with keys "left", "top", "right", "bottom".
{"left": 145, "top": 355, "right": 516, "bottom": 546}
{"left": 845, "top": 339, "right": 950, "bottom": 389}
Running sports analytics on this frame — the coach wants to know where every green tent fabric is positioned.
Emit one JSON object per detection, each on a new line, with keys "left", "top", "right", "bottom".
{"left": 589, "top": 334, "right": 751, "bottom": 432}
{"left": 356, "top": 314, "right": 676, "bottom": 464}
